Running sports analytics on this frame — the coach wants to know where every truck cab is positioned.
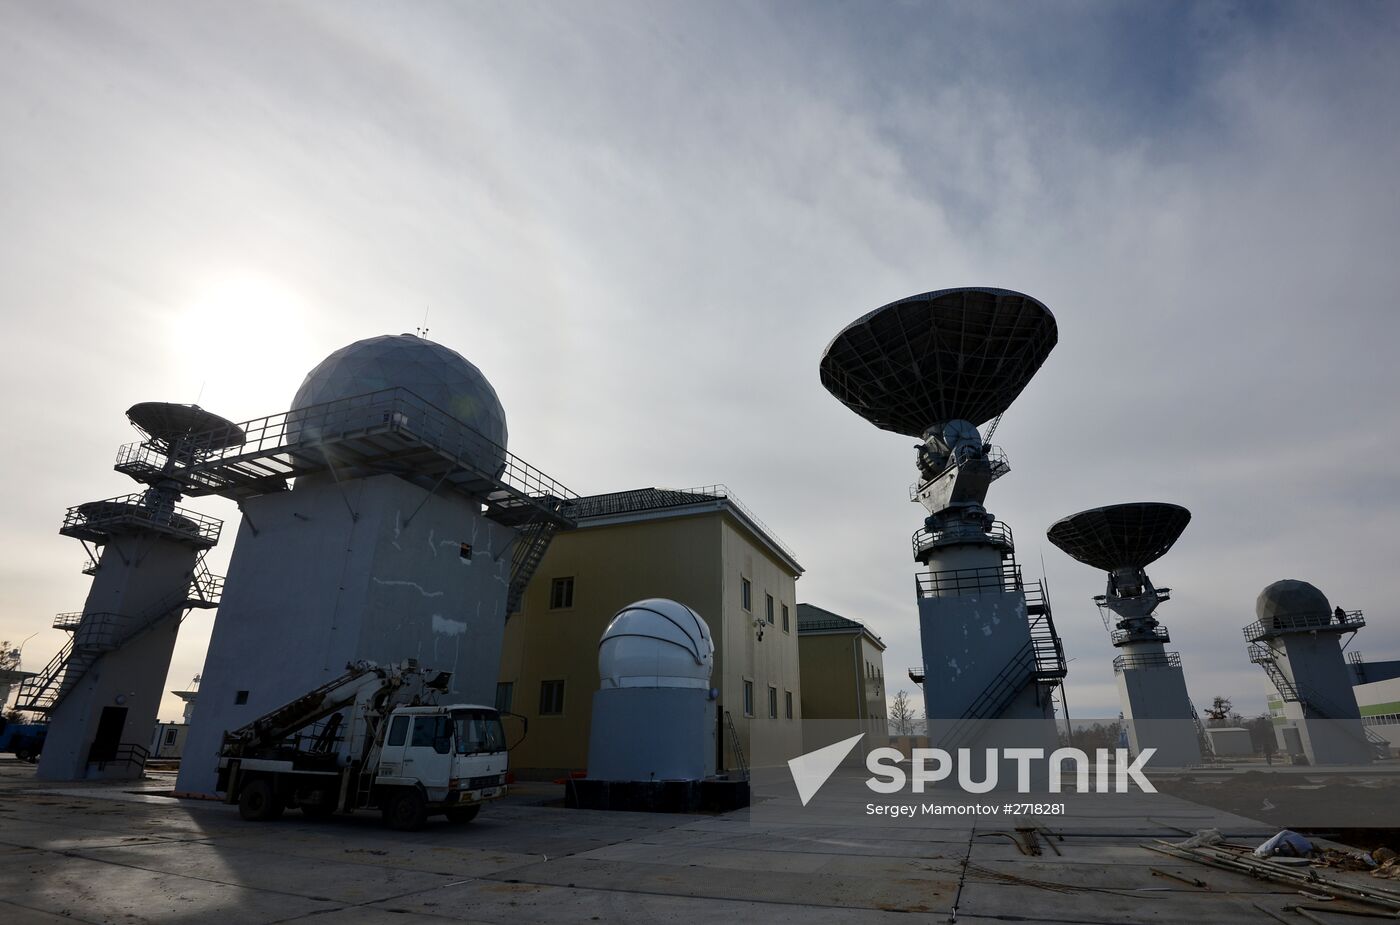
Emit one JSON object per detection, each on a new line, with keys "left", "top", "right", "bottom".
{"left": 216, "top": 660, "right": 514, "bottom": 831}
{"left": 374, "top": 705, "right": 508, "bottom": 819}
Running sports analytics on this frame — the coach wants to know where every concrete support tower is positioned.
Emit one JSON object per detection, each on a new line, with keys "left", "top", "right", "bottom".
{"left": 168, "top": 335, "right": 576, "bottom": 795}
{"left": 820, "top": 288, "right": 1067, "bottom": 751}
{"left": 1245, "top": 580, "right": 1379, "bottom": 765}
{"left": 1047, "top": 503, "right": 1203, "bottom": 766}
{"left": 18, "top": 403, "right": 233, "bottom": 779}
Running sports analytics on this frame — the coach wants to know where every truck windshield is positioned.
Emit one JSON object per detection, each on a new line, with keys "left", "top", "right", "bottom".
{"left": 452, "top": 710, "right": 505, "bottom": 755}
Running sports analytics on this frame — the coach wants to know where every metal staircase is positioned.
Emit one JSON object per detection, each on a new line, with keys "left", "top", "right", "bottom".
{"left": 1247, "top": 644, "right": 1388, "bottom": 758}
{"left": 1248, "top": 642, "right": 1302, "bottom": 702}
{"left": 938, "top": 583, "right": 1067, "bottom": 749}
{"left": 505, "top": 518, "right": 560, "bottom": 616}
{"left": 16, "top": 560, "right": 224, "bottom": 713}
{"left": 1187, "top": 698, "right": 1216, "bottom": 759}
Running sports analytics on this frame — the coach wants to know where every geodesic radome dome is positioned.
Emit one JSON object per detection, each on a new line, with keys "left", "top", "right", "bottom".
{"left": 1256, "top": 579, "right": 1332, "bottom": 630}
{"left": 289, "top": 334, "right": 508, "bottom": 475}
{"left": 598, "top": 599, "right": 714, "bottom": 690}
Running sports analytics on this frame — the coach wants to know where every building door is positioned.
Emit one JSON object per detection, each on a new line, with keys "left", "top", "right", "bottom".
{"left": 91, "top": 707, "right": 127, "bottom": 762}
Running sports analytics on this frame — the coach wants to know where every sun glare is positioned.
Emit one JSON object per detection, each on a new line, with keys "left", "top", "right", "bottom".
{"left": 170, "top": 274, "right": 313, "bottom": 416}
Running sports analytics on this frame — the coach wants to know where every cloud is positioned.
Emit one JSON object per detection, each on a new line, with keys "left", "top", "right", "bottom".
{"left": 1, "top": 1, "right": 1396, "bottom": 722}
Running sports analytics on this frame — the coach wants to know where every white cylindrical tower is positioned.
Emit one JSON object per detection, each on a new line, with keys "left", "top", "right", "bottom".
{"left": 586, "top": 599, "right": 717, "bottom": 783}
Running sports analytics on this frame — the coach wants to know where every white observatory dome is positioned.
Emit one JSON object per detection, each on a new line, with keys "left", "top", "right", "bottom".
{"left": 1256, "top": 579, "right": 1332, "bottom": 630}
{"left": 289, "top": 333, "right": 508, "bottom": 475}
{"left": 598, "top": 599, "right": 714, "bottom": 690}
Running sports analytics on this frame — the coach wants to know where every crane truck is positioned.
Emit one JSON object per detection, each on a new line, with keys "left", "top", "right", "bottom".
{"left": 216, "top": 659, "right": 511, "bottom": 831}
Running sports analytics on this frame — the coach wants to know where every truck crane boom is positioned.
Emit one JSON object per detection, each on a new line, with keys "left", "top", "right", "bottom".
{"left": 221, "top": 659, "right": 450, "bottom": 759}
{"left": 214, "top": 658, "right": 508, "bottom": 831}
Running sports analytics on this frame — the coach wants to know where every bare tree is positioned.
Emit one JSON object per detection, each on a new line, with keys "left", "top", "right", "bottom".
{"left": 889, "top": 689, "right": 916, "bottom": 735}
{"left": 1203, "top": 695, "right": 1233, "bottom": 728}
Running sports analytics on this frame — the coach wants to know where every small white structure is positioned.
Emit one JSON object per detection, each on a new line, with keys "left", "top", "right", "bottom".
{"left": 1246, "top": 580, "right": 1377, "bottom": 765}
{"left": 586, "top": 599, "right": 717, "bottom": 781}
{"left": 1205, "top": 727, "right": 1254, "bottom": 757}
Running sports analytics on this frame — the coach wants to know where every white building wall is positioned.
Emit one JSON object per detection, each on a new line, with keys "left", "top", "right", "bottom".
{"left": 177, "top": 473, "right": 517, "bottom": 795}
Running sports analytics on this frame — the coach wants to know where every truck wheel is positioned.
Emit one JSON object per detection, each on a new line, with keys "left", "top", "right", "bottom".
{"left": 14, "top": 748, "right": 32, "bottom": 763}
{"left": 444, "top": 805, "right": 480, "bottom": 824}
{"left": 383, "top": 790, "right": 428, "bottom": 831}
{"left": 238, "top": 779, "right": 285, "bottom": 821}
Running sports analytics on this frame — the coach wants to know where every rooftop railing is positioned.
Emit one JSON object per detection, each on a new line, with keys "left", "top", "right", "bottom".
{"left": 1243, "top": 609, "right": 1365, "bottom": 642}
{"left": 909, "top": 445, "right": 1011, "bottom": 502}
{"left": 114, "top": 389, "right": 577, "bottom": 523}
{"left": 1110, "top": 624, "right": 1171, "bottom": 646}
{"left": 655, "top": 484, "right": 799, "bottom": 566}
{"left": 1113, "top": 651, "right": 1182, "bottom": 673}
{"left": 61, "top": 494, "right": 222, "bottom": 546}
{"left": 912, "top": 520, "right": 1013, "bottom": 561}
{"left": 915, "top": 563, "right": 1022, "bottom": 599}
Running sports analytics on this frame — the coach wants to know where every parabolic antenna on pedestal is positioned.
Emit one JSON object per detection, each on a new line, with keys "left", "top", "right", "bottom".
{"left": 819, "top": 287, "right": 1058, "bottom": 436}
{"left": 1046, "top": 503, "right": 1191, "bottom": 572}
{"left": 126, "top": 403, "right": 246, "bottom": 451}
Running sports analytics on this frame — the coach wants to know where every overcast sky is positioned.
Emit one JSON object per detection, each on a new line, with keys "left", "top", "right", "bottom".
{"left": 2, "top": 1, "right": 1397, "bottom": 724}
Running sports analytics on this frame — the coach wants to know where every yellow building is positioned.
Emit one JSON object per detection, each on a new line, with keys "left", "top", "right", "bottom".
{"left": 498, "top": 486, "right": 804, "bottom": 778}
{"left": 796, "top": 603, "right": 888, "bottom": 739}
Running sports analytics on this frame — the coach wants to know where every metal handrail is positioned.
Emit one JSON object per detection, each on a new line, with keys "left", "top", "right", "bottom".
{"left": 915, "top": 563, "right": 1021, "bottom": 598}
{"left": 1243, "top": 609, "right": 1364, "bottom": 642}
{"left": 1113, "top": 651, "right": 1182, "bottom": 672}
{"left": 62, "top": 494, "right": 222, "bottom": 545}
{"left": 908, "top": 445, "right": 1011, "bottom": 501}
{"left": 655, "top": 484, "right": 798, "bottom": 565}
{"left": 912, "top": 520, "right": 1014, "bottom": 560}
{"left": 1110, "top": 624, "right": 1170, "bottom": 645}
{"left": 117, "top": 387, "right": 577, "bottom": 505}
{"left": 88, "top": 741, "right": 149, "bottom": 771}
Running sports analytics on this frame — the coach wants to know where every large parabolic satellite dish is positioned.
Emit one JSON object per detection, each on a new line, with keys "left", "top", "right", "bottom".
{"left": 1046, "top": 502, "right": 1191, "bottom": 572}
{"left": 819, "top": 287, "right": 1058, "bottom": 437}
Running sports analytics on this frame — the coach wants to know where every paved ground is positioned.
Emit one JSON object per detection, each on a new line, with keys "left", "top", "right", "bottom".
{"left": 0, "top": 757, "right": 1389, "bottom": 924}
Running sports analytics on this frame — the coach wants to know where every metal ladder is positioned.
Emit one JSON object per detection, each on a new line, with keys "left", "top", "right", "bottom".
{"left": 1248, "top": 646, "right": 1388, "bottom": 758}
{"left": 506, "top": 519, "right": 558, "bottom": 615}
{"left": 16, "top": 567, "right": 221, "bottom": 712}
{"left": 724, "top": 710, "right": 749, "bottom": 780}
{"left": 1187, "top": 698, "right": 1216, "bottom": 759}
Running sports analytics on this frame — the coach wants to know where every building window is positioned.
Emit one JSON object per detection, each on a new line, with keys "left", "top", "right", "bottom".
{"left": 741, "top": 577, "right": 752, "bottom": 611}
{"left": 495, "top": 682, "right": 514, "bottom": 713}
{"left": 782, "top": 604, "right": 789, "bottom": 632}
{"left": 234, "top": 690, "right": 249, "bottom": 705}
{"left": 539, "top": 679, "right": 565, "bottom": 715}
{"left": 743, "top": 680, "right": 754, "bottom": 717}
{"left": 459, "top": 542, "right": 473, "bottom": 560}
{"left": 766, "top": 594, "right": 775, "bottom": 625}
{"left": 164, "top": 728, "right": 178, "bottom": 746}
{"left": 768, "top": 686, "right": 778, "bottom": 719}
{"left": 550, "top": 577, "right": 574, "bottom": 610}
{"left": 785, "top": 690, "right": 794, "bottom": 720}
